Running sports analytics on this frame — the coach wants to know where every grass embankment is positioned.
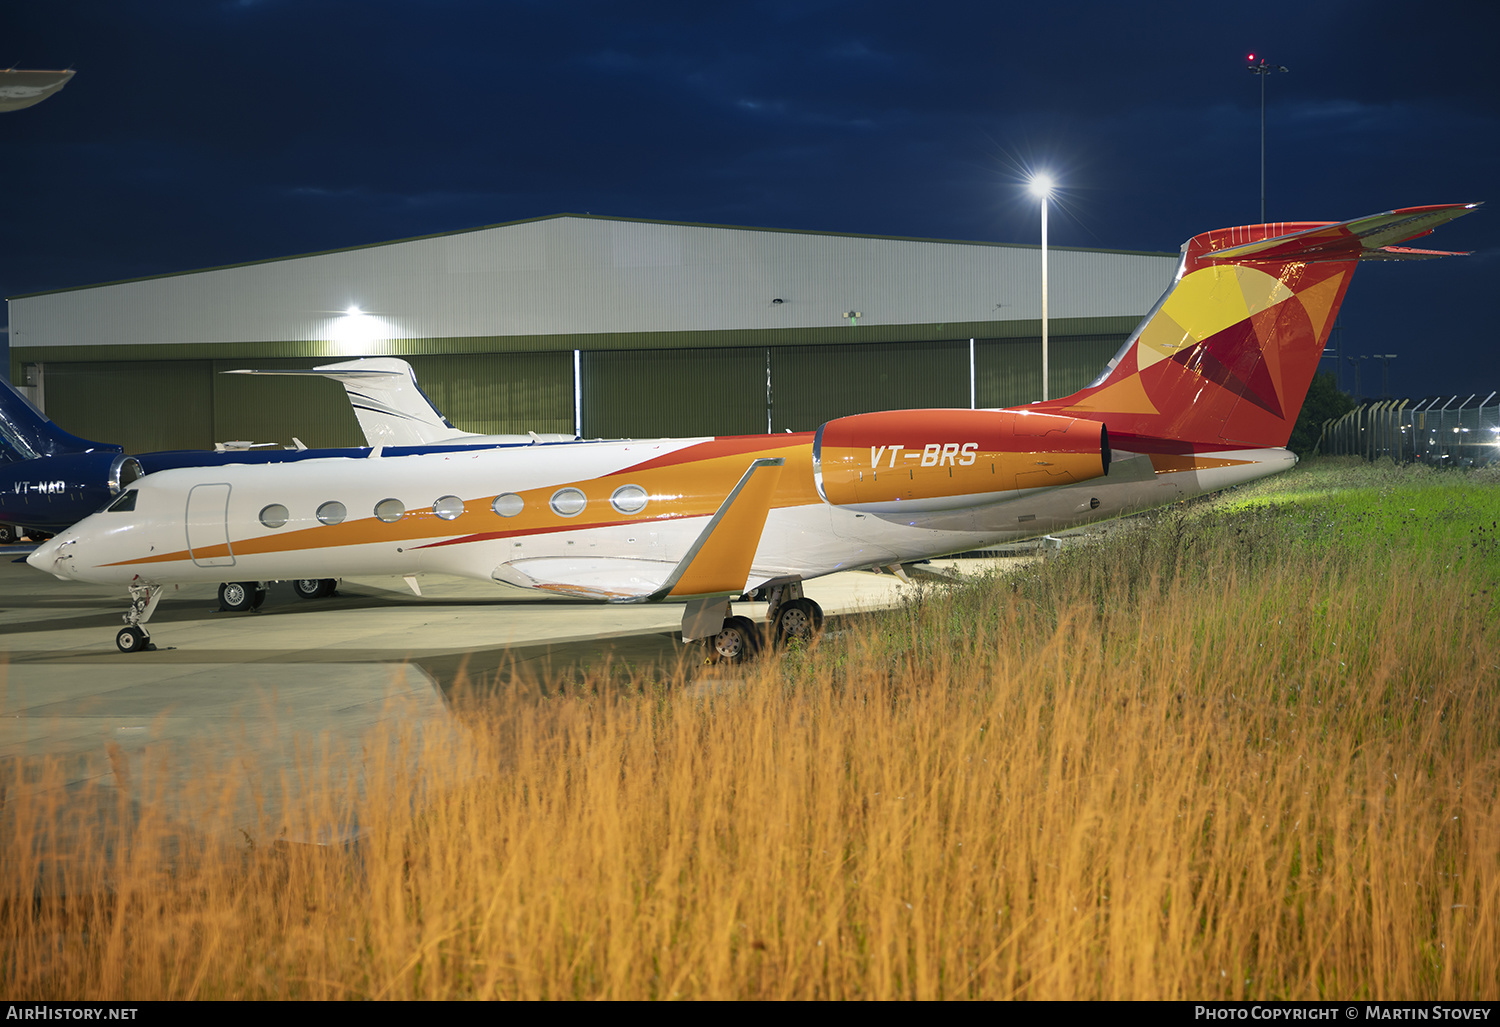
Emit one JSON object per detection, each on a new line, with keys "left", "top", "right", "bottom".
{"left": 3, "top": 458, "right": 1498, "bottom": 999}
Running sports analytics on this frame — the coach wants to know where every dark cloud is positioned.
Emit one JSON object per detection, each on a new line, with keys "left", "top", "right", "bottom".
{"left": 3, "top": 0, "right": 1496, "bottom": 396}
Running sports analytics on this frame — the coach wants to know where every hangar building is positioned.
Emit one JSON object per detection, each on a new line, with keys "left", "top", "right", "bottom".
{"left": 6, "top": 214, "right": 1177, "bottom": 453}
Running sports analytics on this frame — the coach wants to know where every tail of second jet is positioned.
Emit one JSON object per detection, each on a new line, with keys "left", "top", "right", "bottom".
{"left": 1032, "top": 203, "right": 1479, "bottom": 449}
{"left": 223, "top": 357, "right": 576, "bottom": 447}
{"left": 0, "top": 376, "right": 120, "bottom": 463}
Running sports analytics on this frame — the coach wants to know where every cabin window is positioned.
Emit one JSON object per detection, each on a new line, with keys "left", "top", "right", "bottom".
{"left": 433, "top": 495, "right": 464, "bottom": 521}
{"left": 549, "top": 488, "right": 587, "bottom": 517}
{"left": 610, "top": 484, "right": 649, "bottom": 515}
{"left": 375, "top": 498, "right": 406, "bottom": 523}
{"left": 492, "top": 493, "right": 524, "bottom": 518}
{"left": 259, "top": 504, "right": 289, "bottom": 529}
{"left": 106, "top": 490, "right": 138, "bottom": 512}
{"left": 317, "top": 501, "right": 347, "bottom": 526}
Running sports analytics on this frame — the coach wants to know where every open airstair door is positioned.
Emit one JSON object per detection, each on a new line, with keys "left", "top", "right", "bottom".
{"left": 490, "top": 458, "right": 786, "bottom": 602}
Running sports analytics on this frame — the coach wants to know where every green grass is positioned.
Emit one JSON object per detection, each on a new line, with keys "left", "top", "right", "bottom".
{"left": 1214, "top": 457, "right": 1500, "bottom": 585}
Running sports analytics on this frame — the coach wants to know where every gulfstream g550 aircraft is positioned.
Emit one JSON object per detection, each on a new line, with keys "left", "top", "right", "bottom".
{"left": 28, "top": 203, "right": 1478, "bottom": 656}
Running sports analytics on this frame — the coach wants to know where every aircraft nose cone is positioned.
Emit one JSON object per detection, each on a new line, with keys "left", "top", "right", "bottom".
{"left": 26, "top": 535, "right": 71, "bottom": 578}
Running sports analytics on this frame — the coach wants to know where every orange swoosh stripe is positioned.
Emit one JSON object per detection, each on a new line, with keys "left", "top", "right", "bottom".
{"left": 107, "top": 439, "right": 822, "bottom": 568}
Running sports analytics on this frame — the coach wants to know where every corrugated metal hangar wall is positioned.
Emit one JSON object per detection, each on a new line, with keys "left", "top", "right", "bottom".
{"left": 7, "top": 215, "right": 1177, "bottom": 452}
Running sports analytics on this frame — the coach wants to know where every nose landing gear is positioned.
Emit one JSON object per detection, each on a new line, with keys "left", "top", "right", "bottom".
{"left": 116, "top": 625, "right": 152, "bottom": 652}
{"left": 116, "top": 583, "right": 163, "bottom": 653}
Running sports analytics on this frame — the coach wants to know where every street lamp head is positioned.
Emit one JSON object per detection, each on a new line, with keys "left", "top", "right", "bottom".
{"left": 1027, "top": 174, "right": 1054, "bottom": 199}
{"left": 1247, "top": 56, "right": 1290, "bottom": 74}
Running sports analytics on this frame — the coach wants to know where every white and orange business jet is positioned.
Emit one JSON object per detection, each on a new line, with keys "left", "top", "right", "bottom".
{"left": 28, "top": 203, "right": 1478, "bottom": 656}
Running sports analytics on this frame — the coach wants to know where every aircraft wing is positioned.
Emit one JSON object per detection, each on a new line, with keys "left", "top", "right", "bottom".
{"left": 1204, "top": 203, "right": 1480, "bottom": 262}
{"left": 490, "top": 458, "right": 786, "bottom": 602}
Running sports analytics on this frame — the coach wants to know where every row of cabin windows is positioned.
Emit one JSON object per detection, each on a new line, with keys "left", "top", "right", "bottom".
{"left": 255, "top": 484, "right": 651, "bottom": 530}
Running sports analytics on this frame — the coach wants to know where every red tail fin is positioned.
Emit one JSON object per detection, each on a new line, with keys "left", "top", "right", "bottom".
{"left": 1032, "top": 203, "right": 1479, "bottom": 449}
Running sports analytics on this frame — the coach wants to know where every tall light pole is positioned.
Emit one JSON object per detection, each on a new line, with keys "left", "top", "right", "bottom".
{"left": 1375, "top": 353, "right": 1398, "bottom": 398}
{"left": 1028, "top": 174, "right": 1054, "bottom": 400}
{"left": 1247, "top": 55, "right": 1289, "bottom": 222}
{"left": 1346, "top": 354, "right": 1368, "bottom": 402}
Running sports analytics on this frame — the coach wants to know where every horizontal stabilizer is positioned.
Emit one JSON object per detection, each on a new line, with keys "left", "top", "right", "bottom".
{"left": 223, "top": 367, "right": 404, "bottom": 381}
{"left": 1205, "top": 203, "right": 1480, "bottom": 263}
{"left": 1361, "top": 245, "right": 1472, "bottom": 261}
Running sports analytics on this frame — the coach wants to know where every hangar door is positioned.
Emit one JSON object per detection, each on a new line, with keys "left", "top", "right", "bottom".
{"left": 769, "top": 340, "right": 970, "bottom": 433}
{"left": 974, "top": 335, "right": 1126, "bottom": 409}
{"left": 405, "top": 352, "right": 574, "bottom": 437}
{"left": 582, "top": 348, "right": 768, "bottom": 439}
{"left": 39, "top": 359, "right": 365, "bottom": 453}
{"left": 44, "top": 361, "right": 215, "bottom": 453}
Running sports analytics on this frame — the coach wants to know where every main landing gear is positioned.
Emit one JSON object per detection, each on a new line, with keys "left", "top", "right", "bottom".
{"left": 710, "top": 615, "right": 762, "bottom": 663}
{"left": 116, "top": 583, "right": 163, "bottom": 653}
{"left": 705, "top": 581, "right": 825, "bottom": 665}
{"left": 292, "top": 578, "right": 338, "bottom": 600}
{"left": 218, "top": 581, "right": 268, "bottom": 612}
{"left": 216, "top": 578, "right": 338, "bottom": 610}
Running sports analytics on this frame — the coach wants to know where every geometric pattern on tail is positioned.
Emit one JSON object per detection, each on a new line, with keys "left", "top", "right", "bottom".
{"left": 1047, "top": 261, "right": 1339, "bottom": 448}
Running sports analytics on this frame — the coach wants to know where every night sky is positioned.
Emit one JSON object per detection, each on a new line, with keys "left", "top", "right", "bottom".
{"left": 4, "top": 0, "right": 1496, "bottom": 400}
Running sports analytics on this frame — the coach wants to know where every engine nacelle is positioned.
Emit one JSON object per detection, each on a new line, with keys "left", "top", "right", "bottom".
{"left": 813, "top": 408, "right": 1109, "bottom": 512}
{"left": 0, "top": 452, "right": 144, "bottom": 530}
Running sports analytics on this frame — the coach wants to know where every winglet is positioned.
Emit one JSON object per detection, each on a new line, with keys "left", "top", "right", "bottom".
{"left": 653, "top": 457, "right": 785, "bottom": 600}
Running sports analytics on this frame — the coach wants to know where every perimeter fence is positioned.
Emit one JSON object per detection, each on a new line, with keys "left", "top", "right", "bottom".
{"left": 1317, "top": 393, "right": 1500, "bottom": 466}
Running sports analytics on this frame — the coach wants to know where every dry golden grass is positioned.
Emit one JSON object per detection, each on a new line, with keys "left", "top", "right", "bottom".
{"left": 4, "top": 470, "right": 1499, "bottom": 999}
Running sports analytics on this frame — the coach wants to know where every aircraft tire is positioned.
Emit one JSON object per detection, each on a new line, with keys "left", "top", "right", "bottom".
{"left": 0, "top": 523, "right": 16, "bottom": 545}
{"left": 293, "top": 578, "right": 337, "bottom": 600}
{"left": 219, "top": 581, "right": 257, "bottom": 612}
{"left": 116, "top": 626, "right": 152, "bottom": 653}
{"left": 775, "top": 598, "right": 824, "bottom": 648}
{"left": 712, "top": 615, "right": 762, "bottom": 664}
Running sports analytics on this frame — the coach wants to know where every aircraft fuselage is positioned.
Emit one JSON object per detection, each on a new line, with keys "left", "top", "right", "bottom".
{"left": 29, "top": 430, "right": 1290, "bottom": 595}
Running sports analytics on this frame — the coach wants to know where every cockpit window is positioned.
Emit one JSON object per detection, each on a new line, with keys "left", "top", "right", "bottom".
{"left": 106, "top": 489, "right": 138, "bottom": 512}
